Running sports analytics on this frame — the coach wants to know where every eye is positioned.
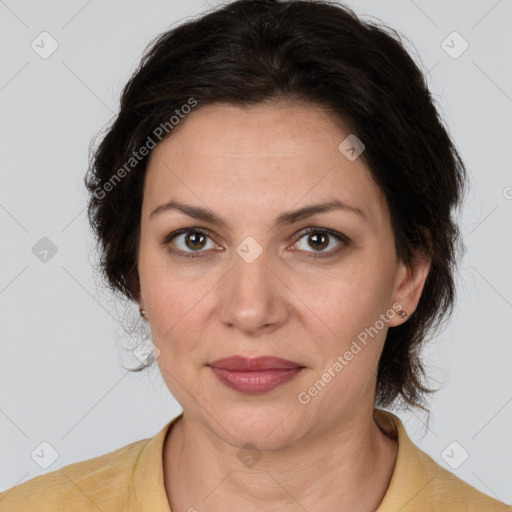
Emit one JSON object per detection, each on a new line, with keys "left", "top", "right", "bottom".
{"left": 292, "top": 227, "right": 349, "bottom": 258}
{"left": 162, "top": 228, "right": 218, "bottom": 258}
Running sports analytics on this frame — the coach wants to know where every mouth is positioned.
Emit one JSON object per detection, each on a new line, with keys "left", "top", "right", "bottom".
{"left": 208, "top": 355, "right": 303, "bottom": 371}
{"left": 207, "top": 355, "right": 305, "bottom": 394}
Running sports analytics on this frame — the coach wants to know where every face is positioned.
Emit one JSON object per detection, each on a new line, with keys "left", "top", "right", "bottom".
{"left": 137, "top": 101, "right": 430, "bottom": 450}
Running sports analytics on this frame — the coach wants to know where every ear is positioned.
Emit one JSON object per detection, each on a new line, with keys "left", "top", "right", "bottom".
{"left": 388, "top": 228, "right": 432, "bottom": 327}
{"left": 135, "top": 295, "right": 147, "bottom": 320}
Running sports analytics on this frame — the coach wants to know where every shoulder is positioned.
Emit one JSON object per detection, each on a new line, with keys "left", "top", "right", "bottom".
{"left": 418, "top": 449, "right": 511, "bottom": 511}
{"left": 0, "top": 436, "right": 151, "bottom": 512}
{"left": 374, "top": 409, "right": 512, "bottom": 512}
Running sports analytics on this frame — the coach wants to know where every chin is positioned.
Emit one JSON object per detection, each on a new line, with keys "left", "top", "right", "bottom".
{"left": 206, "top": 403, "right": 306, "bottom": 452}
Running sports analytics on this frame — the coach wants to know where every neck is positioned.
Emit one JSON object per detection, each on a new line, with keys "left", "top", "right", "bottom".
{"left": 163, "top": 408, "right": 398, "bottom": 512}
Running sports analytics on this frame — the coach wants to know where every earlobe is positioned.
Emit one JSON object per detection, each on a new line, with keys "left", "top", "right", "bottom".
{"left": 136, "top": 298, "right": 147, "bottom": 319}
{"left": 390, "top": 246, "right": 431, "bottom": 327}
{"left": 136, "top": 291, "right": 147, "bottom": 319}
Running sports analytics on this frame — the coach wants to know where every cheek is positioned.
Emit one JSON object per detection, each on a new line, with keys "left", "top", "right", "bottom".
{"left": 308, "top": 267, "right": 393, "bottom": 390}
{"left": 140, "top": 259, "right": 217, "bottom": 369}
{"left": 313, "top": 260, "right": 394, "bottom": 328}
{"left": 303, "top": 259, "right": 396, "bottom": 381}
{"left": 146, "top": 279, "right": 207, "bottom": 343}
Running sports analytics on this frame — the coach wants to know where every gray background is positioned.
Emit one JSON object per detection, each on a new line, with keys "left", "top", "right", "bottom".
{"left": 1, "top": 0, "right": 511, "bottom": 504}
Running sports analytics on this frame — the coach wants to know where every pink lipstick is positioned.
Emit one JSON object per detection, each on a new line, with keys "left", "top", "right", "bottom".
{"left": 208, "top": 356, "right": 304, "bottom": 394}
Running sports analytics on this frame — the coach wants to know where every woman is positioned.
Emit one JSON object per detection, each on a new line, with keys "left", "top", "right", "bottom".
{"left": 1, "top": 0, "right": 509, "bottom": 510}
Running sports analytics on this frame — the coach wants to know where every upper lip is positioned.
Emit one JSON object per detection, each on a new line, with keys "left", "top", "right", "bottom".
{"left": 208, "top": 356, "right": 303, "bottom": 371}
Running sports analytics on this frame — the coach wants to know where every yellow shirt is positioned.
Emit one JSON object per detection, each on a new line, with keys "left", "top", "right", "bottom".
{"left": 1, "top": 408, "right": 510, "bottom": 511}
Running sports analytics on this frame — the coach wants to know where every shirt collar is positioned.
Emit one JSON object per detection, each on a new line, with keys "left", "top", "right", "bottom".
{"left": 132, "top": 412, "right": 183, "bottom": 512}
{"left": 374, "top": 408, "right": 440, "bottom": 511}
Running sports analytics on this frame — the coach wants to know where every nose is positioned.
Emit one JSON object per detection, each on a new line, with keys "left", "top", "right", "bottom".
{"left": 217, "top": 248, "right": 290, "bottom": 335}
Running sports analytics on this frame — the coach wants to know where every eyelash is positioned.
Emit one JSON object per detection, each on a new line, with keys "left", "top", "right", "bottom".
{"left": 160, "top": 227, "right": 350, "bottom": 259}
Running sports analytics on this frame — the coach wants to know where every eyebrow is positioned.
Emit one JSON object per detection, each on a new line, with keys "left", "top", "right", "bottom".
{"left": 149, "top": 199, "right": 368, "bottom": 227}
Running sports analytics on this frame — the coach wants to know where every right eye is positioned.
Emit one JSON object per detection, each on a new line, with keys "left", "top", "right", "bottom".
{"left": 162, "top": 228, "right": 220, "bottom": 258}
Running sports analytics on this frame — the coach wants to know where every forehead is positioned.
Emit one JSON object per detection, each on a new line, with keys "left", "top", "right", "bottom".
{"left": 151, "top": 101, "right": 352, "bottom": 159}
{"left": 143, "top": 102, "right": 388, "bottom": 228}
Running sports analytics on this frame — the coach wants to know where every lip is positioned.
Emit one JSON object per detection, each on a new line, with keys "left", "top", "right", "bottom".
{"left": 207, "top": 356, "right": 304, "bottom": 394}
{"left": 208, "top": 356, "right": 303, "bottom": 371}
{"left": 209, "top": 367, "right": 304, "bottom": 394}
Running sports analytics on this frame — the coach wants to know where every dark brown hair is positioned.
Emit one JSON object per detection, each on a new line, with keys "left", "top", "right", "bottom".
{"left": 84, "top": 0, "right": 467, "bottom": 413}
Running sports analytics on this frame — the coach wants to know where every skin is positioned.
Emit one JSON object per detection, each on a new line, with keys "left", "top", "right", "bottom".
{"left": 136, "top": 101, "right": 431, "bottom": 512}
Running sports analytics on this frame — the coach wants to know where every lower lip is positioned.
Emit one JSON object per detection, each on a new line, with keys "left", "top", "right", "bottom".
{"left": 208, "top": 366, "right": 304, "bottom": 394}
